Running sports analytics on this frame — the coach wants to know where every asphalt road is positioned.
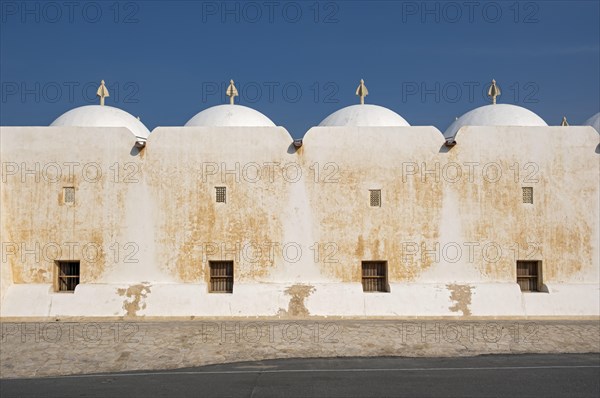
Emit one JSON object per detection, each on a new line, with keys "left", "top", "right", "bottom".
{"left": 1, "top": 353, "right": 599, "bottom": 398}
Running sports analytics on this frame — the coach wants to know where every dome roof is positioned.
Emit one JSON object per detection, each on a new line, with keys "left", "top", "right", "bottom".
{"left": 583, "top": 112, "right": 600, "bottom": 133}
{"left": 51, "top": 105, "right": 150, "bottom": 138}
{"left": 444, "top": 104, "right": 547, "bottom": 138}
{"left": 185, "top": 104, "right": 275, "bottom": 127}
{"left": 318, "top": 104, "right": 410, "bottom": 127}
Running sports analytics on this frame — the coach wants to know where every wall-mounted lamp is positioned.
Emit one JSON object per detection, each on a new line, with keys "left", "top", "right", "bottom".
{"left": 444, "top": 139, "right": 456, "bottom": 147}
{"left": 135, "top": 136, "right": 147, "bottom": 148}
{"left": 293, "top": 139, "right": 303, "bottom": 149}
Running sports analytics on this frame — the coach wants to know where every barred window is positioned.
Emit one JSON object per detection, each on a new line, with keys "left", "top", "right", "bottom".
{"left": 63, "top": 187, "right": 75, "bottom": 204}
{"left": 362, "top": 261, "right": 388, "bottom": 292}
{"left": 215, "top": 187, "right": 226, "bottom": 203}
{"left": 209, "top": 261, "right": 233, "bottom": 293}
{"left": 369, "top": 190, "right": 381, "bottom": 207}
{"left": 55, "top": 261, "right": 80, "bottom": 292}
{"left": 517, "top": 261, "right": 541, "bottom": 292}
{"left": 522, "top": 187, "right": 533, "bottom": 204}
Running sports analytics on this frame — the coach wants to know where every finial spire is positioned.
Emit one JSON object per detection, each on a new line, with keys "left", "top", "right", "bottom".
{"left": 96, "top": 80, "right": 109, "bottom": 106}
{"left": 226, "top": 79, "right": 239, "bottom": 105}
{"left": 561, "top": 116, "right": 569, "bottom": 126}
{"left": 487, "top": 79, "right": 501, "bottom": 105}
{"left": 356, "top": 79, "right": 368, "bottom": 105}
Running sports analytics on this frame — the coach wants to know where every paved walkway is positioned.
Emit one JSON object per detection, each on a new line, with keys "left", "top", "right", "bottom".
{"left": 1, "top": 319, "right": 599, "bottom": 378}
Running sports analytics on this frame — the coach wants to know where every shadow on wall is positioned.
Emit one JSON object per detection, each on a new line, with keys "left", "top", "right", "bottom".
{"left": 130, "top": 144, "right": 144, "bottom": 156}
{"left": 287, "top": 139, "right": 304, "bottom": 154}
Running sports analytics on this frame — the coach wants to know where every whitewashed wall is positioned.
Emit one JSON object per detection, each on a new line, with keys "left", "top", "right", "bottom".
{"left": 1, "top": 125, "right": 598, "bottom": 317}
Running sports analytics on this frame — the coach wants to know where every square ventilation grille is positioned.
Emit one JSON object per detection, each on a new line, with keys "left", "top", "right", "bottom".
{"left": 215, "top": 187, "right": 226, "bottom": 203}
{"left": 63, "top": 187, "right": 75, "bottom": 204}
{"left": 370, "top": 190, "right": 381, "bottom": 207}
{"left": 522, "top": 187, "right": 533, "bottom": 204}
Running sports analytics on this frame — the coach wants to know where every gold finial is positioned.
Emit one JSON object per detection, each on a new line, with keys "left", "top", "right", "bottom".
{"left": 96, "top": 80, "right": 110, "bottom": 106}
{"left": 487, "top": 79, "right": 501, "bottom": 105}
{"left": 561, "top": 116, "right": 569, "bottom": 126}
{"left": 226, "top": 79, "right": 239, "bottom": 105}
{"left": 356, "top": 79, "right": 368, "bottom": 105}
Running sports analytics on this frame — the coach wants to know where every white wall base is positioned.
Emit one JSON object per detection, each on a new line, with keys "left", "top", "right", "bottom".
{"left": 2, "top": 282, "right": 598, "bottom": 318}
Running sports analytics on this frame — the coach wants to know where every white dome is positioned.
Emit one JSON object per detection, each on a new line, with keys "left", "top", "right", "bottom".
{"left": 51, "top": 105, "right": 150, "bottom": 138}
{"left": 318, "top": 104, "right": 410, "bottom": 127}
{"left": 185, "top": 104, "right": 275, "bottom": 127}
{"left": 583, "top": 112, "right": 600, "bottom": 133}
{"left": 444, "top": 104, "right": 547, "bottom": 138}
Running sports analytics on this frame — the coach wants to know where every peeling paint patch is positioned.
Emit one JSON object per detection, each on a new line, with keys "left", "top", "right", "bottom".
{"left": 117, "top": 283, "right": 151, "bottom": 317}
{"left": 280, "top": 284, "right": 315, "bottom": 317}
{"left": 447, "top": 284, "right": 472, "bottom": 316}
{"left": 31, "top": 268, "right": 48, "bottom": 283}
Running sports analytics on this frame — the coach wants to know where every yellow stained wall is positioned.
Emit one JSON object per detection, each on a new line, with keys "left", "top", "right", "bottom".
{"left": 0, "top": 127, "right": 143, "bottom": 291}
{"left": 1, "top": 125, "right": 598, "bottom": 307}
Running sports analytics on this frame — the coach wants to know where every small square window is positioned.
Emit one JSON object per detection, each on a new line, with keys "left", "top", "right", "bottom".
{"left": 63, "top": 187, "right": 75, "bottom": 204}
{"left": 55, "top": 261, "right": 80, "bottom": 292}
{"left": 362, "top": 261, "right": 388, "bottom": 292}
{"left": 522, "top": 187, "right": 533, "bottom": 204}
{"left": 517, "top": 260, "right": 542, "bottom": 292}
{"left": 215, "top": 187, "right": 226, "bottom": 203}
{"left": 369, "top": 190, "right": 381, "bottom": 207}
{"left": 209, "top": 261, "right": 233, "bottom": 293}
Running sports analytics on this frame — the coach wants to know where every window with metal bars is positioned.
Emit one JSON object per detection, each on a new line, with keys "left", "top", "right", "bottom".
{"left": 209, "top": 261, "right": 233, "bottom": 293}
{"left": 215, "top": 187, "right": 226, "bottom": 203}
{"left": 63, "top": 187, "right": 75, "bottom": 204}
{"left": 55, "top": 261, "right": 80, "bottom": 292}
{"left": 522, "top": 187, "right": 533, "bottom": 204}
{"left": 517, "top": 261, "right": 541, "bottom": 292}
{"left": 369, "top": 190, "right": 381, "bottom": 207}
{"left": 361, "top": 261, "right": 388, "bottom": 292}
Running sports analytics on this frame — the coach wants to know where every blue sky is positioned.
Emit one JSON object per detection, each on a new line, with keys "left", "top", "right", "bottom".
{"left": 1, "top": 0, "right": 599, "bottom": 137}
